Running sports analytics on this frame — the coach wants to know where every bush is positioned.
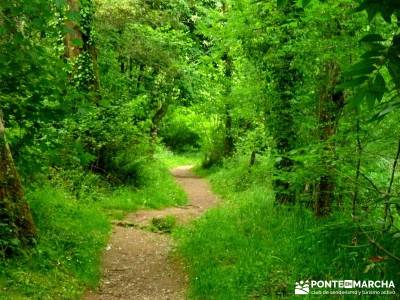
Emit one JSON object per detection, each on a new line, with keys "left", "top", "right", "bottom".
{"left": 159, "top": 107, "right": 201, "bottom": 153}
{"left": 201, "top": 124, "right": 225, "bottom": 168}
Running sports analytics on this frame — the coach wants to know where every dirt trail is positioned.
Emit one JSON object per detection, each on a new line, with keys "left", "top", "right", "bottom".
{"left": 84, "top": 165, "right": 218, "bottom": 300}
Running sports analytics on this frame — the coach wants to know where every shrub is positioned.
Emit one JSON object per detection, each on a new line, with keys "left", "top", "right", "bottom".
{"left": 159, "top": 108, "right": 201, "bottom": 153}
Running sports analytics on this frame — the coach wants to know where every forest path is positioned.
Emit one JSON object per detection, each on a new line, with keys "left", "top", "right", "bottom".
{"left": 84, "top": 165, "right": 218, "bottom": 300}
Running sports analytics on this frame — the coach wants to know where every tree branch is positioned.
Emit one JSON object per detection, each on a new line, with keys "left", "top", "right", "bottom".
{"left": 360, "top": 227, "right": 400, "bottom": 263}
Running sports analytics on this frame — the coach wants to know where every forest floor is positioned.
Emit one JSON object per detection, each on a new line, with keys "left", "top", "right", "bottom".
{"left": 84, "top": 165, "right": 218, "bottom": 300}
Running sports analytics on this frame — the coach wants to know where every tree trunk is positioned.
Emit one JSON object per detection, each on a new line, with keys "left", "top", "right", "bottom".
{"left": 150, "top": 102, "right": 170, "bottom": 154}
{"left": 64, "top": 0, "right": 100, "bottom": 98}
{"left": 222, "top": 52, "right": 234, "bottom": 157}
{"left": 249, "top": 150, "right": 256, "bottom": 167}
{"left": 269, "top": 2, "right": 302, "bottom": 205}
{"left": 129, "top": 57, "right": 133, "bottom": 79}
{"left": 223, "top": 104, "right": 234, "bottom": 157}
{"left": 315, "top": 61, "right": 344, "bottom": 217}
{"left": 88, "top": 42, "right": 101, "bottom": 97}
{"left": 270, "top": 57, "right": 297, "bottom": 205}
{"left": 136, "top": 64, "right": 145, "bottom": 91}
{"left": 0, "top": 112, "right": 36, "bottom": 254}
{"left": 64, "top": 0, "right": 82, "bottom": 59}
{"left": 120, "top": 57, "right": 126, "bottom": 73}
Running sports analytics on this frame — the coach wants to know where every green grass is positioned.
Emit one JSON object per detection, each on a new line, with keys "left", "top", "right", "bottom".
{"left": 95, "top": 162, "right": 188, "bottom": 219}
{"left": 0, "top": 186, "right": 109, "bottom": 300}
{"left": 175, "top": 155, "right": 400, "bottom": 299}
{"left": 0, "top": 159, "right": 187, "bottom": 299}
{"left": 155, "top": 146, "right": 201, "bottom": 168}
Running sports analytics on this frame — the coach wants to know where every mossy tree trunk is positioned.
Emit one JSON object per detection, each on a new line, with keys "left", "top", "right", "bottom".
{"left": 64, "top": 0, "right": 83, "bottom": 59}
{"left": 0, "top": 112, "right": 36, "bottom": 255}
{"left": 64, "top": 0, "right": 100, "bottom": 97}
{"left": 222, "top": 52, "right": 234, "bottom": 158}
{"left": 315, "top": 61, "right": 344, "bottom": 216}
{"left": 150, "top": 101, "right": 170, "bottom": 153}
{"left": 270, "top": 56, "right": 297, "bottom": 205}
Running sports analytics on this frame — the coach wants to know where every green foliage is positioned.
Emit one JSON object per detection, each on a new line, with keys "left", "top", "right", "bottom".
{"left": 50, "top": 159, "right": 188, "bottom": 211}
{"left": 177, "top": 158, "right": 400, "bottom": 299}
{"left": 2, "top": 0, "right": 400, "bottom": 298}
{"left": 0, "top": 0, "right": 200, "bottom": 260}
{"left": 159, "top": 107, "right": 202, "bottom": 152}
{"left": 330, "top": 0, "right": 400, "bottom": 119}
{"left": 201, "top": 123, "right": 226, "bottom": 168}
{"left": 155, "top": 147, "right": 201, "bottom": 168}
{"left": 191, "top": 0, "right": 400, "bottom": 215}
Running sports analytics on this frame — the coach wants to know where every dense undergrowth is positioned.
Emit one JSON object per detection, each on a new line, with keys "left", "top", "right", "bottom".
{"left": 176, "top": 154, "right": 400, "bottom": 299}
{"left": 0, "top": 158, "right": 187, "bottom": 300}
{"left": 2, "top": 0, "right": 400, "bottom": 298}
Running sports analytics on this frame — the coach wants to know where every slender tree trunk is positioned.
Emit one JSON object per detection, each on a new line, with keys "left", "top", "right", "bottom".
{"left": 222, "top": 52, "right": 234, "bottom": 157}
{"left": 269, "top": 2, "right": 302, "bottom": 205}
{"left": 129, "top": 57, "right": 133, "bottom": 79}
{"left": 136, "top": 64, "right": 145, "bottom": 91}
{"left": 120, "top": 57, "right": 126, "bottom": 73}
{"left": 89, "top": 43, "right": 101, "bottom": 97}
{"left": 223, "top": 104, "right": 234, "bottom": 157}
{"left": 0, "top": 112, "right": 36, "bottom": 254}
{"left": 150, "top": 102, "right": 169, "bottom": 154}
{"left": 352, "top": 116, "right": 362, "bottom": 217}
{"left": 384, "top": 138, "right": 400, "bottom": 230}
{"left": 271, "top": 57, "right": 297, "bottom": 205}
{"left": 315, "top": 61, "right": 344, "bottom": 217}
{"left": 249, "top": 150, "right": 256, "bottom": 167}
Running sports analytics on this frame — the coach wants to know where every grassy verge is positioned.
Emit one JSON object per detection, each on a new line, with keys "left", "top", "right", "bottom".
{"left": 155, "top": 147, "right": 201, "bottom": 169}
{"left": 0, "top": 186, "right": 110, "bottom": 300}
{"left": 95, "top": 161, "right": 188, "bottom": 219}
{"left": 176, "top": 155, "right": 400, "bottom": 299}
{"left": 0, "top": 160, "right": 187, "bottom": 300}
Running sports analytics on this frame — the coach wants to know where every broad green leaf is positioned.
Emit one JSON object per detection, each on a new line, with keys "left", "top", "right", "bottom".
{"left": 347, "top": 90, "right": 367, "bottom": 108}
{"left": 366, "top": 5, "right": 380, "bottom": 22}
{"left": 360, "top": 34, "right": 385, "bottom": 43}
{"left": 66, "top": 11, "right": 81, "bottom": 22}
{"left": 336, "top": 76, "right": 369, "bottom": 91}
{"left": 368, "top": 44, "right": 387, "bottom": 52}
{"left": 277, "top": 0, "right": 289, "bottom": 8}
{"left": 99, "top": 99, "right": 111, "bottom": 107}
{"left": 365, "top": 92, "right": 376, "bottom": 110}
{"left": 55, "top": 0, "right": 66, "bottom": 9}
{"left": 372, "top": 73, "right": 385, "bottom": 101}
{"left": 380, "top": 5, "right": 395, "bottom": 23}
{"left": 361, "top": 50, "right": 384, "bottom": 59}
{"left": 301, "top": 0, "right": 312, "bottom": 8}
{"left": 388, "top": 57, "right": 400, "bottom": 89}
{"left": 72, "top": 39, "right": 83, "bottom": 47}
{"left": 371, "top": 98, "right": 400, "bottom": 121}
{"left": 344, "top": 63, "right": 376, "bottom": 77}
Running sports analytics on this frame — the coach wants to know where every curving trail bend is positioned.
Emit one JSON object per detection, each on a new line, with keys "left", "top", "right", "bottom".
{"left": 84, "top": 166, "right": 218, "bottom": 300}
